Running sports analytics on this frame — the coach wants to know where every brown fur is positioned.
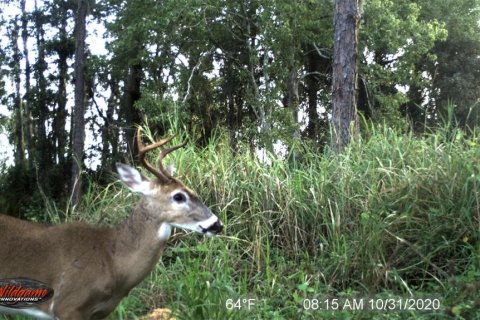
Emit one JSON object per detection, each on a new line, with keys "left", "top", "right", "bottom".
{"left": 0, "top": 170, "right": 220, "bottom": 319}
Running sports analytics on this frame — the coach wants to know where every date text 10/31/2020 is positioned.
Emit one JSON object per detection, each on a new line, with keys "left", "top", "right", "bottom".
{"left": 302, "top": 297, "right": 442, "bottom": 312}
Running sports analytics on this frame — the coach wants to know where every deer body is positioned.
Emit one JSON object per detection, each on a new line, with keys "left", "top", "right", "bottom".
{"left": 0, "top": 131, "right": 222, "bottom": 319}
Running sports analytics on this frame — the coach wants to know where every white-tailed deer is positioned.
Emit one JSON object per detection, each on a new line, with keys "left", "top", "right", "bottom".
{"left": 0, "top": 129, "right": 223, "bottom": 319}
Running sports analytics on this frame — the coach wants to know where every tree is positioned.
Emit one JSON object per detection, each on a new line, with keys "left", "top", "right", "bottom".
{"left": 360, "top": 0, "right": 447, "bottom": 131}
{"left": 2, "top": 0, "right": 479, "bottom": 218}
{"left": 331, "top": 0, "right": 361, "bottom": 151}
{"left": 33, "top": 0, "right": 53, "bottom": 183}
{"left": 10, "top": 16, "right": 26, "bottom": 166}
{"left": 421, "top": 0, "right": 480, "bottom": 129}
{"left": 48, "top": 0, "right": 75, "bottom": 172}
{"left": 21, "top": 0, "right": 33, "bottom": 169}
{"left": 70, "top": 0, "right": 88, "bottom": 206}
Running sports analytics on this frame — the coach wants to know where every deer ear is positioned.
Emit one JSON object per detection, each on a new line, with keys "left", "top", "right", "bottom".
{"left": 116, "top": 163, "right": 153, "bottom": 194}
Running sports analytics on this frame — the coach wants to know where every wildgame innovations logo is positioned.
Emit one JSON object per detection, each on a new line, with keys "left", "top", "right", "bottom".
{"left": 0, "top": 278, "right": 53, "bottom": 307}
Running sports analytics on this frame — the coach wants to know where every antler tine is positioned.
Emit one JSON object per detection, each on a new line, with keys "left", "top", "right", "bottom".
{"left": 157, "top": 140, "right": 188, "bottom": 180}
{"left": 136, "top": 128, "right": 187, "bottom": 183}
{"left": 136, "top": 128, "right": 171, "bottom": 182}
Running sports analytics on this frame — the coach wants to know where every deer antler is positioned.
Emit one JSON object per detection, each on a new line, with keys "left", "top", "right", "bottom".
{"left": 136, "top": 128, "right": 187, "bottom": 183}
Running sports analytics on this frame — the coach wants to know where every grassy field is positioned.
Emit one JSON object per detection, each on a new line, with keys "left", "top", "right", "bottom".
{"left": 2, "top": 126, "right": 479, "bottom": 319}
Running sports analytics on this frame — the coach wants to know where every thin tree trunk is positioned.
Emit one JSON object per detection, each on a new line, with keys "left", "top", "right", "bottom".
{"left": 331, "top": 0, "right": 361, "bottom": 151}
{"left": 285, "top": 62, "right": 301, "bottom": 162}
{"left": 122, "top": 64, "right": 143, "bottom": 158}
{"left": 101, "top": 78, "right": 120, "bottom": 169}
{"left": 53, "top": 3, "right": 69, "bottom": 168}
{"left": 227, "top": 96, "right": 238, "bottom": 154}
{"left": 70, "top": 0, "right": 88, "bottom": 206}
{"left": 11, "top": 17, "right": 25, "bottom": 167}
{"left": 21, "top": 0, "right": 33, "bottom": 169}
{"left": 285, "top": 63, "right": 300, "bottom": 126}
{"left": 305, "top": 44, "right": 321, "bottom": 142}
{"left": 34, "top": 0, "right": 50, "bottom": 172}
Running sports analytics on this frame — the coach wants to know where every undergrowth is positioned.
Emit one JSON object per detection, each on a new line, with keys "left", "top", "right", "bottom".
{"left": 2, "top": 125, "right": 479, "bottom": 319}
{"left": 104, "top": 126, "right": 480, "bottom": 319}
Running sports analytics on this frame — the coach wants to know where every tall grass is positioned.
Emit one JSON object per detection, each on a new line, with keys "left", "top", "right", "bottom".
{"left": 110, "top": 126, "right": 478, "bottom": 319}
{"left": 2, "top": 126, "right": 478, "bottom": 319}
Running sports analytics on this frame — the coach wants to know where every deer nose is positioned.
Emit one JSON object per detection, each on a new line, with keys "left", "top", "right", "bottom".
{"left": 205, "top": 219, "right": 223, "bottom": 234}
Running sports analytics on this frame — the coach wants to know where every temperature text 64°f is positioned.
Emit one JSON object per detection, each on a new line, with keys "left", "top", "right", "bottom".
{"left": 225, "top": 298, "right": 256, "bottom": 310}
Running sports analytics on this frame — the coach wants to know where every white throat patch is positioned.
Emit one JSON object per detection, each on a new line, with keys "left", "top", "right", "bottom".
{"left": 157, "top": 223, "right": 172, "bottom": 241}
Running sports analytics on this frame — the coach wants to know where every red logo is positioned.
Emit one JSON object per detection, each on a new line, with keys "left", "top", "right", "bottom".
{"left": 0, "top": 278, "right": 54, "bottom": 307}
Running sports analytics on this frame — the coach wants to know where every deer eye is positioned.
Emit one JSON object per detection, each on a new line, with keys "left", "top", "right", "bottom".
{"left": 173, "top": 192, "right": 186, "bottom": 203}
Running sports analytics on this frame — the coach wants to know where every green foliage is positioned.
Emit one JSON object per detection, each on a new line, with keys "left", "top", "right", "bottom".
{"left": 1, "top": 0, "right": 480, "bottom": 316}
{"left": 359, "top": 0, "right": 480, "bottom": 130}
{"left": 419, "top": 0, "right": 480, "bottom": 128}
{"left": 3, "top": 0, "right": 480, "bottom": 197}
{"left": 2, "top": 126, "right": 478, "bottom": 319}
{"left": 361, "top": 0, "right": 448, "bottom": 128}
{"left": 104, "top": 0, "right": 335, "bottom": 148}
{"left": 50, "top": 126, "right": 478, "bottom": 319}
{"left": 0, "top": 165, "right": 37, "bottom": 218}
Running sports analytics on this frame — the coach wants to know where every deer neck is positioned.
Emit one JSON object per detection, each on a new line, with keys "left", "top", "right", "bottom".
{"left": 112, "top": 198, "right": 170, "bottom": 290}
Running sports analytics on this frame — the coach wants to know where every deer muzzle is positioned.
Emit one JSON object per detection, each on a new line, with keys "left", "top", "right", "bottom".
{"left": 200, "top": 215, "right": 223, "bottom": 236}
{"left": 203, "top": 219, "right": 223, "bottom": 234}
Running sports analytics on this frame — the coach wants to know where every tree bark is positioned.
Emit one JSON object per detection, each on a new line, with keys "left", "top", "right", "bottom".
{"left": 70, "top": 0, "right": 88, "bottom": 206}
{"left": 53, "top": 2, "right": 70, "bottom": 169}
{"left": 11, "top": 17, "right": 25, "bottom": 167}
{"left": 34, "top": 0, "right": 51, "bottom": 175}
{"left": 122, "top": 63, "right": 143, "bottom": 158}
{"left": 305, "top": 50, "right": 320, "bottom": 141}
{"left": 101, "top": 78, "right": 120, "bottom": 170}
{"left": 21, "top": 0, "right": 33, "bottom": 169}
{"left": 331, "top": 0, "right": 361, "bottom": 151}
{"left": 284, "top": 62, "right": 301, "bottom": 162}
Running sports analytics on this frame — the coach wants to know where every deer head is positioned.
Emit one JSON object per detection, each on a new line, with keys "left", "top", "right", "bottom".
{"left": 116, "top": 128, "right": 223, "bottom": 238}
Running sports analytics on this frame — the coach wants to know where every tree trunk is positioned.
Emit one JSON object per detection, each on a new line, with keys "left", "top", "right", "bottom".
{"left": 304, "top": 43, "right": 327, "bottom": 142}
{"left": 21, "top": 0, "right": 33, "bottom": 169}
{"left": 53, "top": 2, "right": 70, "bottom": 169}
{"left": 70, "top": 0, "right": 88, "bottom": 206}
{"left": 34, "top": 0, "right": 51, "bottom": 175}
{"left": 306, "top": 62, "right": 320, "bottom": 141}
{"left": 122, "top": 64, "right": 143, "bottom": 158}
{"left": 11, "top": 17, "right": 25, "bottom": 167}
{"left": 331, "top": 0, "right": 361, "bottom": 151}
{"left": 101, "top": 78, "right": 120, "bottom": 170}
{"left": 227, "top": 96, "right": 238, "bottom": 154}
{"left": 284, "top": 62, "right": 301, "bottom": 162}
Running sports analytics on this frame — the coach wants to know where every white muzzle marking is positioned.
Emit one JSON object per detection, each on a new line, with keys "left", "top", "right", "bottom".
{"left": 170, "top": 214, "right": 221, "bottom": 236}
